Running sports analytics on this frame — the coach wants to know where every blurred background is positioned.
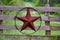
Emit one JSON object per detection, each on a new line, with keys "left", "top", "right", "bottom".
{"left": 0, "top": 0, "right": 60, "bottom": 40}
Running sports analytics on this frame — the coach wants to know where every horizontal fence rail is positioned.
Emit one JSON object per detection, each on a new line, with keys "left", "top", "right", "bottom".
{"left": 1, "top": 34, "right": 60, "bottom": 37}
{"left": 0, "top": 15, "right": 60, "bottom": 22}
{"left": 0, "top": 6, "right": 60, "bottom": 12}
{"left": 1, "top": 34, "right": 60, "bottom": 40}
{"left": 0, "top": 24, "right": 60, "bottom": 30}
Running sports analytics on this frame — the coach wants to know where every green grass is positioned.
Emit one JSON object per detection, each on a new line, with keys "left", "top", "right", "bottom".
{"left": 0, "top": 0, "right": 60, "bottom": 40}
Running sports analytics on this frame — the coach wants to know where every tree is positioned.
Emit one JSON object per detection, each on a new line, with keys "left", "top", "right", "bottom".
{"left": 35, "top": 0, "right": 47, "bottom": 6}
{"left": 0, "top": 0, "right": 14, "bottom": 5}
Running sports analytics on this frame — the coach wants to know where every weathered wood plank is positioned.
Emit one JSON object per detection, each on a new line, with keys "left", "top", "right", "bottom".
{"left": 0, "top": 25, "right": 60, "bottom": 30}
{"left": 0, "top": 15, "right": 14, "bottom": 20}
{"left": 0, "top": 15, "right": 49, "bottom": 20}
{"left": 0, "top": 15, "right": 60, "bottom": 22}
{"left": 50, "top": 16, "right": 60, "bottom": 22}
{"left": 1, "top": 34, "right": 60, "bottom": 37}
{"left": 0, "top": 2, "right": 3, "bottom": 32}
{"left": 0, "top": 6, "right": 60, "bottom": 12}
{"left": 45, "top": 1, "right": 51, "bottom": 36}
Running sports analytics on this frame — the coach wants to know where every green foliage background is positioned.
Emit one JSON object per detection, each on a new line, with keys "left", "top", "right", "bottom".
{"left": 0, "top": 0, "right": 60, "bottom": 40}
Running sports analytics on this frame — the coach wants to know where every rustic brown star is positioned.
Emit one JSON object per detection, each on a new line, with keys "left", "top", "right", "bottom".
{"left": 16, "top": 8, "right": 40, "bottom": 31}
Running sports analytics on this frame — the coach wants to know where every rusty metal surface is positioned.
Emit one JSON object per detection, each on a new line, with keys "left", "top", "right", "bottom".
{"left": 15, "top": 7, "right": 41, "bottom": 32}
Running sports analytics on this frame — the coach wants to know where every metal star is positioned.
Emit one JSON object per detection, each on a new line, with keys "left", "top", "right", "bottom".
{"left": 16, "top": 8, "right": 40, "bottom": 31}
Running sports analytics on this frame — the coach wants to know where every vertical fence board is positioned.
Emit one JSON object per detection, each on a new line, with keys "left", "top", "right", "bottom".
{"left": 45, "top": 0, "right": 51, "bottom": 36}
{"left": 45, "top": 0, "right": 51, "bottom": 40}
{"left": 57, "top": 36, "right": 60, "bottom": 40}
{"left": 0, "top": 2, "right": 3, "bottom": 34}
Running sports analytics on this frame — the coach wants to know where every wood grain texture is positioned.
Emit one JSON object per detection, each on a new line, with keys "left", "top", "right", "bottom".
{"left": 0, "top": 24, "right": 60, "bottom": 30}
{"left": 0, "top": 15, "right": 60, "bottom": 22}
{"left": 0, "top": 6, "right": 60, "bottom": 12}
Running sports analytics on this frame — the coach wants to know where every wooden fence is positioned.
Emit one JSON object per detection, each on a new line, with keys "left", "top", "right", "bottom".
{"left": 0, "top": 2, "right": 60, "bottom": 40}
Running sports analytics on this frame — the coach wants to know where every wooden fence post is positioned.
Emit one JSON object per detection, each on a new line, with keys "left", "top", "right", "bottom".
{"left": 45, "top": 0, "right": 51, "bottom": 36}
{"left": 0, "top": 2, "right": 3, "bottom": 34}
{"left": 45, "top": 0, "right": 51, "bottom": 40}
{"left": 57, "top": 36, "right": 60, "bottom": 40}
